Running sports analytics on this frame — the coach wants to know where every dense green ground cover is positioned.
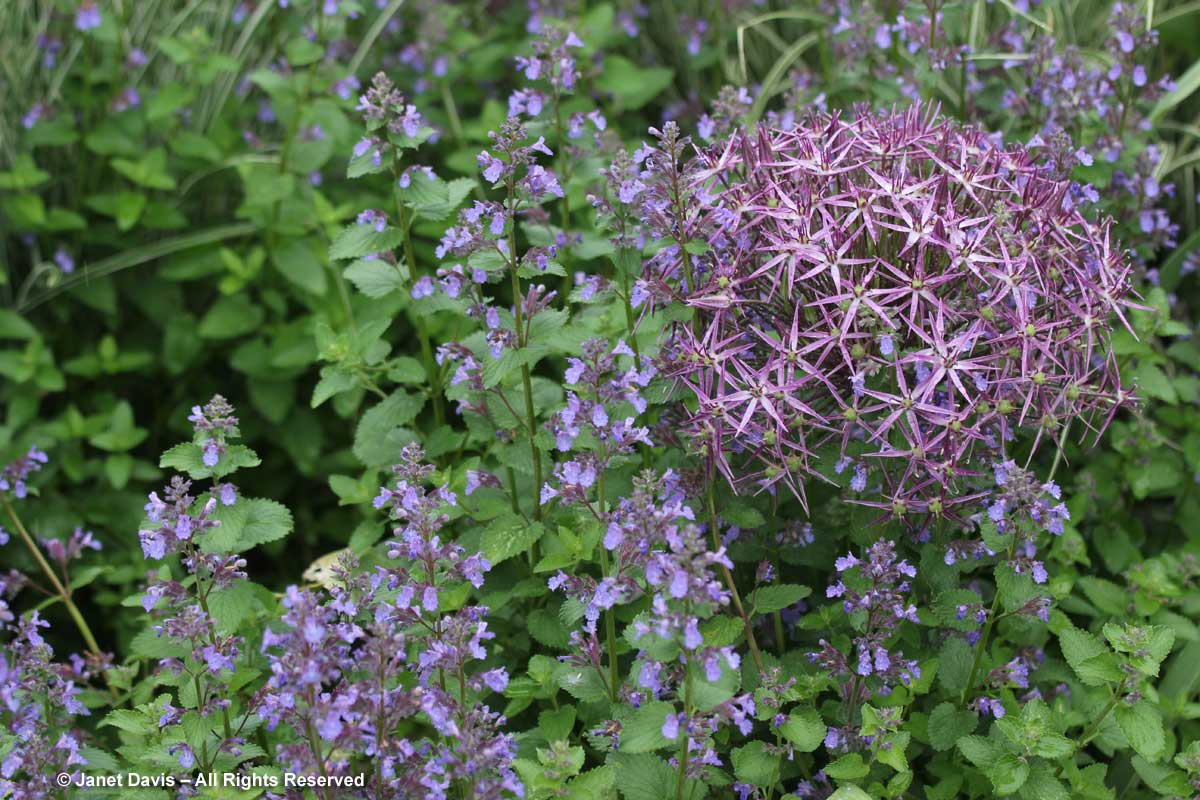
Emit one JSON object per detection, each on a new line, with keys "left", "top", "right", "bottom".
{"left": 2, "top": 1, "right": 1200, "bottom": 798}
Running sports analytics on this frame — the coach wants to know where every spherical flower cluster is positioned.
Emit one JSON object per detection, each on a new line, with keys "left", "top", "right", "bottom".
{"left": 653, "top": 104, "right": 1137, "bottom": 515}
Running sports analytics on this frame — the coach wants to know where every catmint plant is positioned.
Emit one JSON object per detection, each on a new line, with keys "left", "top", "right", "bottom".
{"left": 0, "top": 613, "right": 92, "bottom": 799}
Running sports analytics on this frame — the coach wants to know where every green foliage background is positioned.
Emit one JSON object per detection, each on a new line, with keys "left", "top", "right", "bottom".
{"left": 3, "top": 1, "right": 1200, "bottom": 797}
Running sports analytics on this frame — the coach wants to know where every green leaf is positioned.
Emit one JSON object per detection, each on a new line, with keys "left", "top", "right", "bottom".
{"left": 608, "top": 753, "right": 677, "bottom": 800}
{"left": 1018, "top": 764, "right": 1070, "bottom": 800}
{"left": 101, "top": 709, "right": 156, "bottom": 735}
{"left": 198, "top": 294, "right": 264, "bottom": 339}
{"left": 312, "top": 366, "right": 357, "bottom": 407}
{"left": 876, "top": 731, "right": 910, "bottom": 772}
{"left": 995, "top": 561, "right": 1037, "bottom": 612}
{"left": 555, "top": 663, "right": 609, "bottom": 703}
{"left": 828, "top": 788, "right": 873, "bottom": 800}
{"left": 1, "top": 193, "right": 46, "bottom": 228}
{"left": 1152, "top": 57, "right": 1200, "bottom": 121}
{"left": 568, "top": 765, "right": 617, "bottom": 800}
{"left": 171, "top": 131, "right": 222, "bottom": 162}
{"left": 927, "top": 702, "right": 977, "bottom": 751}
{"left": 0, "top": 310, "right": 36, "bottom": 339}
{"left": 1102, "top": 624, "right": 1176, "bottom": 676}
{"left": 1031, "top": 732, "right": 1075, "bottom": 760}
{"left": 1130, "top": 362, "right": 1177, "bottom": 404}
{"left": 539, "top": 707, "right": 577, "bottom": 742}
{"left": 1133, "top": 754, "right": 1193, "bottom": 796}
{"left": 957, "top": 735, "right": 1000, "bottom": 769}
{"left": 988, "top": 752, "right": 1030, "bottom": 795}
{"left": 206, "top": 580, "right": 263, "bottom": 633}
{"left": 159, "top": 442, "right": 260, "bottom": 480}
{"left": 130, "top": 628, "right": 188, "bottom": 659}
{"left": 1077, "top": 577, "right": 1129, "bottom": 616}
{"left": 618, "top": 702, "right": 673, "bottom": 754}
{"left": 285, "top": 36, "right": 324, "bottom": 66}
{"left": 732, "top": 741, "right": 781, "bottom": 787}
{"left": 203, "top": 498, "right": 294, "bottom": 553}
{"left": 1059, "top": 626, "right": 1119, "bottom": 687}
{"left": 595, "top": 56, "right": 674, "bottom": 110}
{"left": 1115, "top": 702, "right": 1165, "bottom": 762}
{"left": 824, "top": 752, "right": 868, "bottom": 780}
{"left": 482, "top": 516, "right": 545, "bottom": 566}
{"left": 344, "top": 258, "right": 408, "bottom": 298}
{"left": 272, "top": 239, "right": 327, "bottom": 295}
{"left": 750, "top": 583, "right": 811, "bottom": 614}
{"left": 398, "top": 174, "right": 476, "bottom": 220}
{"left": 85, "top": 191, "right": 148, "bottom": 230}
{"left": 937, "top": 636, "right": 974, "bottom": 692}
{"left": 328, "top": 224, "right": 405, "bottom": 260}
{"left": 110, "top": 149, "right": 177, "bottom": 190}
{"left": 353, "top": 390, "right": 424, "bottom": 467}
{"left": 0, "top": 155, "right": 50, "bottom": 190}
{"left": 1075, "top": 653, "right": 1125, "bottom": 686}
{"left": 779, "top": 707, "right": 825, "bottom": 752}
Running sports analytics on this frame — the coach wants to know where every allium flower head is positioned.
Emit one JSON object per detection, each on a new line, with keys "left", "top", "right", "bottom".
{"left": 656, "top": 104, "right": 1137, "bottom": 514}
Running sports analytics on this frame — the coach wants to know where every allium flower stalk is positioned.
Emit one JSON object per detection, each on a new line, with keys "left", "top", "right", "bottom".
{"left": 651, "top": 104, "right": 1136, "bottom": 516}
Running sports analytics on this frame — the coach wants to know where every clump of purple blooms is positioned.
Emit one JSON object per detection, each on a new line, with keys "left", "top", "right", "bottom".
{"left": 649, "top": 104, "right": 1136, "bottom": 516}
{"left": 256, "top": 443, "right": 520, "bottom": 799}
{"left": 0, "top": 446, "right": 48, "bottom": 500}
{"left": 0, "top": 613, "right": 91, "bottom": 798}
{"left": 810, "top": 539, "right": 921, "bottom": 751}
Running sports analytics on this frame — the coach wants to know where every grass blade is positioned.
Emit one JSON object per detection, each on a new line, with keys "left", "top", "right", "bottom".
{"left": 17, "top": 222, "right": 258, "bottom": 312}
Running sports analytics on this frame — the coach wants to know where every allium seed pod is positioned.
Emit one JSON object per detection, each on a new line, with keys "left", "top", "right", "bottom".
{"left": 654, "top": 104, "right": 1138, "bottom": 515}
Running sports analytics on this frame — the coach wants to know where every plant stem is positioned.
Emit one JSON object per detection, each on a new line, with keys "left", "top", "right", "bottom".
{"left": 552, "top": 92, "right": 574, "bottom": 298}
{"left": 505, "top": 186, "right": 543, "bottom": 541}
{"left": 440, "top": 80, "right": 466, "bottom": 144}
{"left": 596, "top": 474, "right": 620, "bottom": 702}
{"left": 616, "top": 246, "right": 641, "bottom": 358}
{"left": 674, "top": 656, "right": 694, "bottom": 800}
{"left": 704, "top": 480, "right": 765, "bottom": 673}
{"left": 189, "top": 540, "right": 235, "bottom": 742}
{"left": 304, "top": 714, "right": 334, "bottom": 800}
{"left": 960, "top": 537, "right": 1017, "bottom": 705}
{"left": 1055, "top": 681, "right": 1126, "bottom": 777}
{"left": 393, "top": 170, "right": 446, "bottom": 427}
{"left": 3, "top": 498, "right": 117, "bottom": 697}
{"left": 1048, "top": 419, "right": 1072, "bottom": 482}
